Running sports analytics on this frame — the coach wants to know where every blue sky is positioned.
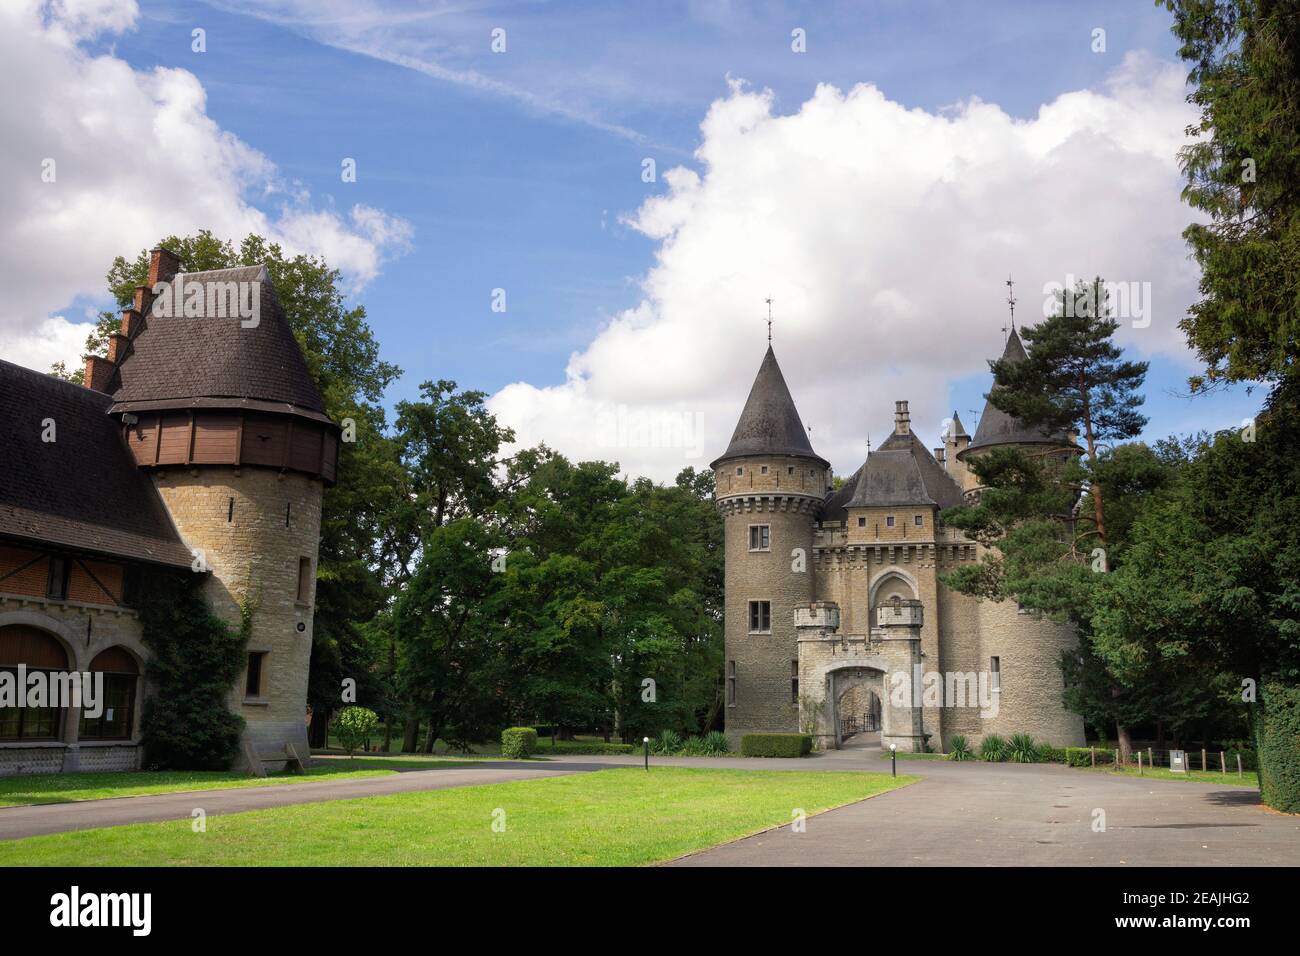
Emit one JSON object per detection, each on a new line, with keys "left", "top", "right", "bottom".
{"left": 8, "top": 0, "right": 1265, "bottom": 478}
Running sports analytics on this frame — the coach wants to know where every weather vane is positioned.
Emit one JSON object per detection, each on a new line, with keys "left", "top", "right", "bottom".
{"left": 765, "top": 296, "right": 774, "bottom": 343}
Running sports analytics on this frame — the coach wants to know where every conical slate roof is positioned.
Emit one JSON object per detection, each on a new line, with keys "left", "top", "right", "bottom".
{"left": 712, "top": 345, "right": 827, "bottom": 468}
{"left": 108, "top": 264, "right": 327, "bottom": 419}
{"left": 966, "top": 328, "right": 1069, "bottom": 452}
{"left": 948, "top": 410, "right": 969, "bottom": 438}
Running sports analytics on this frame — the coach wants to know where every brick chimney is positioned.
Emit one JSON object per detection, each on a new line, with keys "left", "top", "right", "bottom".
{"left": 133, "top": 284, "right": 155, "bottom": 316}
{"left": 120, "top": 307, "right": 144, "bottom": 339}
{"left": 147, "top": 246, "right": 181, "bottom": 287}
{"left": 934, "top": 447, "right": 945, "bottom": 464}
{"left": 84, "top": 355, "right": 115, "bottom": 392}
{"left": 894, "top": 400, "right": 911, "bottom": 436}
{"left": 107, "top": 330, "right": 131, "bottom": 364}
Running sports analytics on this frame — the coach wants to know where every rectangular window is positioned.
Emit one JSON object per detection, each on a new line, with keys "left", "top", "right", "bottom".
{"left": 790, "top": 660, "right": 799, "bottom": 703}
{"left": 748, "top": 600, "right": 771, "bottom": 633}
{"left": 760, "top": 465, "right": 768, "bottom": 475}
{"left": 245, "top": 652, "right": 267, "bottom": 698}
{"left": 914, "top": 514, "right": 924, "bottom": 527}
{"left": 857, "top": 516, "right": 866, "bottom": 528}
{"left": 748, "top": 525, "right": 770, "bottom": 551}
{"left": 296, "top": 556, "right": 313, "bottom": 604}
{"left": 726, "top": 660, "right": 736, "bottom": 706}
{"left": 990, "top": 656, "right": 1001, "bottom": 692}
{"left": 886, "top": 515, "right": 895, "bottom": 528}
{"left": 787, "top": 466, "right": 794, "bottom": 476}
{"left": 736, "top": 466, "right": 743, "bottom": 475}
{"left": 46, "top": 556, "right": 70, "bottom": 600}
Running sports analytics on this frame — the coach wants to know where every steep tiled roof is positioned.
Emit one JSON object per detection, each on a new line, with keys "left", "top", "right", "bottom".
{"left": 0, "top": 360, "right": 192, "bottom": 568}
{"left": 712, "top": 345, "right": 827, "bottom": 468}
{"left": 109, "top": 265, "right": 325, "bottom": 416}
{"left": 844, "top": 429, "right": 965, "bottom": 510}
{"left": 967, "top": 329, "right": 1070, "bottom": 452}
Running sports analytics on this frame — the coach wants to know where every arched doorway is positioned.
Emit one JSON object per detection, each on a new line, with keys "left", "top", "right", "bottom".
{"left": 81, "top": 647, "right": 141, "bottom": 741}
{"left": 0, "top": 625, "right": 72, "bottom": 742}
{"left": 828, "top": 666, "right": 885, "bottom": 746}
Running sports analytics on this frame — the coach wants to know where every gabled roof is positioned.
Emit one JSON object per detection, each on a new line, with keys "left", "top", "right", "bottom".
{"left": 966, "top": 328, "right": 1070, "bottom": 452}
{"left": 109, "top": 265, "right": 326, "bottom": 417}
{"left": 843, "top": 429, "right": 965, "bottom": 510}
{"left": 712, "top": 345, "right": 827, "bottom": 468}
{"left": 0, "top": 360, "right": 192, "bottom": 568}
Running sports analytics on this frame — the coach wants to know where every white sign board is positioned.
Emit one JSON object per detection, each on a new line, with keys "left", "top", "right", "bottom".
{"left": 1170, "top": 749, "right": 1187, "bottom": 773}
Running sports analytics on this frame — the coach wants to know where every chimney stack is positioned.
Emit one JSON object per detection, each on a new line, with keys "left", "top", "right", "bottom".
{"left": 121, "top": 308, "right": 144, "bottom": 338}
{"left": 107, "top": 330, "right": 131, "bottom": 364}
{"left": 83, "top": 355, "right": 115, "bottom": 392}
{"left": 147, "top": 246, "right": 181, "bottom": 288}
{"left": 894, "top": 400, "right": 911, "bottom": 436}
{"left": 934, "top": 447, "right": 945, "bottom": 464}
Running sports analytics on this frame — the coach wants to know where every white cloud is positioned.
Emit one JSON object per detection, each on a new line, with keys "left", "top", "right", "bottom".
{"left": 488, "top": 54, "right": 1203, "bottom": 481}
{"left": 0, "top": 0, "right": 411, "bottom": 373}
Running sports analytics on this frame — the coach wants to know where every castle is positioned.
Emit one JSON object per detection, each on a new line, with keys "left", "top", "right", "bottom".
{"left": 0, "top": 248, "right": 336, "bottom": 775}
{"left": 712, "top": 330, "right": 1086, "bottom": 752}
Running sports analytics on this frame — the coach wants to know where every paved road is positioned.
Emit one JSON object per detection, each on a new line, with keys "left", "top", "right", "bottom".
{"left": 3, "top": 747, "right": 1297, "bottom": 866}
{"left": 0, "top": 760, "right": 586, "bottom": 841}
{"left": 665, "top": 746, "right": 1300, "bottom": 866}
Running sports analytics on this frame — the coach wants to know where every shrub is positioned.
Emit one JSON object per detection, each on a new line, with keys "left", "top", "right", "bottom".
{"left": 947, "top": 734, "right": 972, "bottom": 761}
{"left": 654, "top": 729, "right": 684, "bottom": 755}
{"left": 501, "top": 726, "right": 538, "bottom": 759}
{"left": 701, "top": 730, "right": 731, "bottom": 755}
{"left": 1007, "top": 733, "right": 1038, "bottom": 763}
{"left": 1255, "top": 681, "right": 1300, "bottom": 812}
{"left": 1064, "top": 746, "right": 1108, "bottom": 768}
{"left": 741, "top": 733, "right": 812, "bottom": 758}
{"left": 332, "top": 706, "right": 380, "bottom": 758}
{"left": 1036, "top": 742, "right": 1063, "bottom": 764}
{"left": 979, "top": 733, "right": 1006, "bottom": 762}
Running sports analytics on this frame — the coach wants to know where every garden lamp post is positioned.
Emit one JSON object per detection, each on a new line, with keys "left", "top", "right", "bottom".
{"left": 643, "top": 737, "right": 650, "bottom": 771}
{"left": 890, "top": 743, "right": 897, "bottom": 778}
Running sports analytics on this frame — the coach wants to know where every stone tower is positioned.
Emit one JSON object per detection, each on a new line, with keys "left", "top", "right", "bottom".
{"left": 712, "top": 345, "right": 829, "bottom": 745}
{"left": 100, "top": 247, "right": 339, "bottom": 768}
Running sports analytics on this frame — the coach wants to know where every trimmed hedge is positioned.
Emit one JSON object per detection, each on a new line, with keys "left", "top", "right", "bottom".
{"left": 740, "top": 733, "right": 812, "bottom": 758}
{"left": 1064, "top": 746, "right": 1115, "bottom": 768}
{"left": 501, "top": 726, "right": 538, "bottom": 759}
{"left": 1256, "top": 681, "right": 1300, "bottom": 813}
{"left": 534, "top": 740, "right": 634, "bottom": 755}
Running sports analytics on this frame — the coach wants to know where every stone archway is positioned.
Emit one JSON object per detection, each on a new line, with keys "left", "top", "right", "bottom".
{"left": 824, "top": 664, "right": 886, "bottom": 748}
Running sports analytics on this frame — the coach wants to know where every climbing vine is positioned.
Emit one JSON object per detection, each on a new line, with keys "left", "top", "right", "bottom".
{"left": 136, "top": 570, "right": 254, "bottom": 770}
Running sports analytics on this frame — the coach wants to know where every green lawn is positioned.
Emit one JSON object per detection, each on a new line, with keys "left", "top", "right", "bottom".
{"left": 0, "top": 758, "right": 460, "bottom": 808}
{"left": 1100, "top": 765, "right": 1260, "bottom": 787}
{"left": 0, "top": 767, "right": 915, "bottom": 866}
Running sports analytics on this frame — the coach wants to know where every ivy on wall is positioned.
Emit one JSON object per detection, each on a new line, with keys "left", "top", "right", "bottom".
{"left": 136, "top": 570, "right": 253, "bottom": 770}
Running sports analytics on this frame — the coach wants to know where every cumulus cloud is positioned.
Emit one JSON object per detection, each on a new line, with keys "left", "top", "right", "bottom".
{"left": 0, "top": 0, "right": 411, "bottom": 371}
{"left": 488, "top": 54, "right": 1202, "bottom": 482}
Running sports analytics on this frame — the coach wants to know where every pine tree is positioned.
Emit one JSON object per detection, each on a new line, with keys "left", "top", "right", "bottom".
{"left": 987, "top": 277, "right": 1148, "bottom": 547}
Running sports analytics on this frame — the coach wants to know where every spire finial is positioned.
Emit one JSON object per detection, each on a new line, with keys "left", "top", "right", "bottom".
{"left": 1004, "top": 274, "right": 1017, "bottom": 340}
{"left": 765, "top": 296, "right": 774, "bottom": 344}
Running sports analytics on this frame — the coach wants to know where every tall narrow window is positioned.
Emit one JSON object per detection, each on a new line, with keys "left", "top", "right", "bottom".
{"left": 285, "top": 502, "right": 292, "bottom": 527}
{"left": 990, "top": 656, "right": 1001, "bottom": 692}
{"left": 748, "top": 600, "right": 771, "bottom": 633}
{"left": 227, "top": 497, "right": 235, "bottom": 522}
{"left": 296, "top": 556, "right": 313, "bottom": 604}
{"left": 245, "top": 652, "right": 267, "bottom": 699}
{"left": 726, "top": 660, "right": 736, "bottom": 706}
{"left": 748, "top": 525, "right": 770, "bottom": 551}
{"left": 46, "top": 556, "right": 70, "bottom": 600}
{"left": 790, "top": 660, "right": 799, "bottom": 703}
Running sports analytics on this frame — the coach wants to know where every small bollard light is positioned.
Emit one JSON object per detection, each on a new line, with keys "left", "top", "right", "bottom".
{"left": 643, "top": 736, "right": 650, "bottom": 771}
{"left": 890, "top": 743, "right": 897, "bottom": 777}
